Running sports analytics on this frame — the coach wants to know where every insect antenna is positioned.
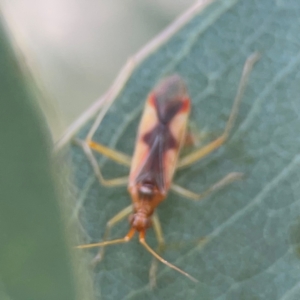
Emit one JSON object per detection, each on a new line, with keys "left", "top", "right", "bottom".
{"left": 76, "top": 227, "right": 135, "bottom": 249}
{"left": 139, "top": 231, "right": 198, "bottom": 283}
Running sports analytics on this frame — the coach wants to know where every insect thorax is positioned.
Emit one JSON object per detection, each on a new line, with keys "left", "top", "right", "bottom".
{"left": 138, "top": 181, "right": 156, "bottom": 199}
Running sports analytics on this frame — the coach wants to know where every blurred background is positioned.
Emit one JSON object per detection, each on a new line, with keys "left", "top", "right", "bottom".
{"left": 1, "top": 0, "right": 195, "bottom": 140}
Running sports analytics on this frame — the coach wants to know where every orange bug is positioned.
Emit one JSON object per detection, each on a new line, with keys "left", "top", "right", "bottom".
{"left": 76, "top": 53, "right": 259, "bottom": 285}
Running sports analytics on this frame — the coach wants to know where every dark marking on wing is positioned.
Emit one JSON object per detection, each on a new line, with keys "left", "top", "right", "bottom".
{"left": 153, "top": 74, "right": 187, "bottom": 124}
{"left": 143, "top": 123, "right": 177, "bottom": 150}
{"left": 155, "top": 98, "right": 183, "bottom": 124}
{"left": 136, "top": 125, "right": 176, "bottom": 194}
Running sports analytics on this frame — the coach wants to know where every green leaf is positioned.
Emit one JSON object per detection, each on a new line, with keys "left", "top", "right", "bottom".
{"left": 0, "top": 16, "right": 79, "bottom": 300}
{"left": 65, "top": 0, "right": 300, "bottom": 299}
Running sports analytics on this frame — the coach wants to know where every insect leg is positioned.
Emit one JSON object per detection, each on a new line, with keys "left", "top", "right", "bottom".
{"left": 87, "top": 139, "right": 131, "bottom": 167}
{"left": 74, "top": 138, "right": 129, "bottom": 186}
{"left": 89, "top": 205, "right": 133, "bottom": 265}
{"left": 178, "top": 53, "right": 260, "bottom": 169}
{"left": 171, "top": 172, "right": 243, "bottom": 201}
{"left": 149, "top": 212, "right": 166, "bottom": 288}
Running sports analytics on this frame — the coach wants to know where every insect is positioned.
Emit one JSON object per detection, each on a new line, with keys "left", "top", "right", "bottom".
{"left": 76, "top": 53, "right": 259, "bottom": 285}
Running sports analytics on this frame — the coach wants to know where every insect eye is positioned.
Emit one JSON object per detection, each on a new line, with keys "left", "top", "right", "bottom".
{"left": 128, "top": 213, "right": 152, "bottom": 231}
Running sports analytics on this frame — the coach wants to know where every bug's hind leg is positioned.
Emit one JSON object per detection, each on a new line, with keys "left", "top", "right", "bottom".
{"left": 178, "top": 53, "right": 260, "bottom": 169}
{"left": 74, "top": 138, "right": 129, "bottom": 187}
{"left": 89, "top": 205, "right": 133, "bottom": 266}
{"left": 149, "top": 212, "right": 166, "bottom": 288}
{"left": 171, "top": 172, "right": 243, "bottom": 201}
{"left": 87, "top": 139, "right": 132, "bottom": 167}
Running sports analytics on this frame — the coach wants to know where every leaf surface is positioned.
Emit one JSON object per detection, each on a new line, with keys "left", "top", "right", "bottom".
{"left": 0, "top": 16, "right": 78, "bottom": 300}
{"left": 69, "top": 0, "right": 300, "bottom": 299}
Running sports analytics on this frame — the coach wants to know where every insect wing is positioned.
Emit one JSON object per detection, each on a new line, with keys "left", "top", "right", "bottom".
{"left": 129, "top": 75, "right": 190, "bottom": 194}
{"left": 134, "top": 129, "right": 167, "bottom": 193}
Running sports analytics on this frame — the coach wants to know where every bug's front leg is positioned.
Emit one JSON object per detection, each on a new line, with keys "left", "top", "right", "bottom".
{"left": 81, "top": 205, "right": 133, "bottom": 266}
